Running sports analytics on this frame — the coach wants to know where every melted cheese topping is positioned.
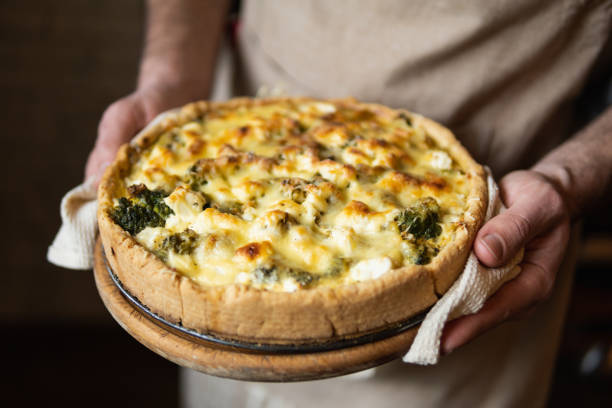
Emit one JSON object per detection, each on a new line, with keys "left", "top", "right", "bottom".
{"left": 116, "top": 100, "right": 472, "bottom": 291}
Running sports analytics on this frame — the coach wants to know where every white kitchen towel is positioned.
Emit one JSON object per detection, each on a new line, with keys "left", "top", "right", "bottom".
{"left": 47, "top": 179, "right": 98, "bottom": 270}
{"left": 47, "top": 125, "right": 521, "bottom": 366}
{"left": 402, "top": 171, "right": 522, "bottom": 365}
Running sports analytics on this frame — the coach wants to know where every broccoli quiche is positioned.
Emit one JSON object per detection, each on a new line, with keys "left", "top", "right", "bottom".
{"left": 98, "top": 97, "right": 487, "bottom": 344}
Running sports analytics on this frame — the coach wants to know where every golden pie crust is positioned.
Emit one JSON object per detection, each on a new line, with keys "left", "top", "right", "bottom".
{"left": 97, "top": 97, "right": 487, "bottom": 344}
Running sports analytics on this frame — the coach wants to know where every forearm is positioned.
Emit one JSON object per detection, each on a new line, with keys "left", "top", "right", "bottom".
{"left": 532, "top": 106, "right": 612, "bottom": 219}
{"left": 139, "top": 0, "right": 230, "bottom": 97}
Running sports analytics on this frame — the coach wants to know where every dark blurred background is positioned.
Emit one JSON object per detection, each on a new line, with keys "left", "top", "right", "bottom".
{"left": 0, "top": 1, "right": 610, "bottom": 406}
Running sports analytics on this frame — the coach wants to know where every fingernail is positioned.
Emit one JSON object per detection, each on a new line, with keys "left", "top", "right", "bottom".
{"left": 481, "top": 234, "right": 504, "bottom": 261}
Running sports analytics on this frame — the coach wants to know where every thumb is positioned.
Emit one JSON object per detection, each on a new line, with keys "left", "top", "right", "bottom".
{"left": 473, "top": 172, "right": 566, "bottom": 267}
{"left": 85, "top": 96, "right": 146, "bottom": 185}
{"left": 474, "top": 210, "right": 535, "bottom": 267}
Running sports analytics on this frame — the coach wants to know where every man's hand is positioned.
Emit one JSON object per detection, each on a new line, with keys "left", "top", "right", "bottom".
{"left": 84, "top": 84, "right": 199, "bottom": 184}
{"left": 441, "top": 170, "right": 571, "bottom": 354}
{"left": 84, "top": 0, "right": 230, "bottom": 184}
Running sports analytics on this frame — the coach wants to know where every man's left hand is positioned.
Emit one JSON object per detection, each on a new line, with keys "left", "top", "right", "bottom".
{"left": 440, "top": 170, "right": 571, "bottom": 354}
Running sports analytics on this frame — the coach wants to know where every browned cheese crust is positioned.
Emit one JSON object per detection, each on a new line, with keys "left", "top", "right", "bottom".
{"left": 97, "top": 97, "right": 487, "bottom": 344}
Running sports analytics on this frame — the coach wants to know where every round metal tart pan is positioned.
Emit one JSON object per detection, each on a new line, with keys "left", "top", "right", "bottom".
{"left": 93, "top": 239, "right": 427, "bottom": 381}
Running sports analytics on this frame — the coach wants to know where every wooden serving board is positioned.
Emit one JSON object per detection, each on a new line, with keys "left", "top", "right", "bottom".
{"left": 93, "top": 239, "right": 419, "bottom": 382}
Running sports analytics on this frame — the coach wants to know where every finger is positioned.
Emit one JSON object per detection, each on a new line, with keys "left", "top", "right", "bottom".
{"left": 474, "top": 173, "right": 566, "bottom": 267}
{"left": 441, "top": 221, "right": 569, "bottom": 354}
{"left": 85, "top": 97, "right": 146, "bottom": 184}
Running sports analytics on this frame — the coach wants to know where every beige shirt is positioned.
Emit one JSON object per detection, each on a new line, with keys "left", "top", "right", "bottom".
{"left": 186, "top": 1, "right": 610, "bottom": 407}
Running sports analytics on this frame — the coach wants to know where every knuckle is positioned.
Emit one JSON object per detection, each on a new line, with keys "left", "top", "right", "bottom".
{"left": 544, "top": 185, "right": 566, "bottom": 218}
{"left": 532, "top": 171, "right": 571, "bottom": 220}
{"left": 524, "top": 261, "right": 554, "bottom": 301}
{"left": 506, "top": 212, "right": 532, "bottom": 242}
{"left": 98, "top": 101, "right": 124, "bottom": 131}
{"left": 105, "top": 98, "right": 127, "bottom": 115}
{"left": 101, "top": 96, "right": 135, "bottom": 121}
{"left": 97, "top": 95, "right": 143, "bottom": 139}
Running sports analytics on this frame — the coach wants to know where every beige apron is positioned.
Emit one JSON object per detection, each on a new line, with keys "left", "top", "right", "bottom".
{"left": 184, "top": 1, "right": 611, "bottom": 406}
{"left": 234, "top": 0, "right": 611, "bottom": 177}
{"left": 181, "top": 230, "right": 579, "bottom": 408}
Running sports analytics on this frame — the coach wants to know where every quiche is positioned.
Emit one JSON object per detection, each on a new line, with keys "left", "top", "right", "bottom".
{"left": 98, "top": 97, "right": 487, "bottom": 344}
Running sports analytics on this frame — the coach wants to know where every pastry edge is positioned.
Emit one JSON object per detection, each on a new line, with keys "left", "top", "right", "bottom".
{"left": 97, "top": 97, "right": 487, "bottom": 343}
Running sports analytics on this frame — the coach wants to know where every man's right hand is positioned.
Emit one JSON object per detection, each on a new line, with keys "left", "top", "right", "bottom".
{"left": 84, "top": 0, "right": 230, "bottom": 185}
{"left": 85, "top": 84, "right": 199, "bottom": 185}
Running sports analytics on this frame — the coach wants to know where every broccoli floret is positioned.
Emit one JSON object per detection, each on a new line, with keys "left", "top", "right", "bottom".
{"left": 109, "top": 184, "right": 174, "bottom": 235}
{"left": 397, "top": 112, "right": 412, "bottom": 127}
{"left": 395, "top": 197, "right": 442, "bottom": 240}
{"left": 250, "top": 265, "right": 319, "bottom": 288}
{"left": 396, "top": 197, "right": 442, "bottom": 265}
{"left": 325, "top": 257, "right": 346, "bottom": 278}
{"left": 160, "top": 229, "right": 199, "bottom": 256}
{"left": 212, "top": 201, "right": 243, "bottom": 216}
{"left": 290, "top": 187, "right": 308, "bottom": 204}
{"left": 185, "top": 165, "right": 208, "bottom": 192}
{"left": 287, "top": 268, "right": 318, "bottom": 288}
{"left": 250, "top": 257, "right": 344, "bottom": 289}
{"left": 403, "top": 241, "right": 440, "bottom": 265}
{"left": 252, "top": 265, "right": 279, "bottom": 285}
